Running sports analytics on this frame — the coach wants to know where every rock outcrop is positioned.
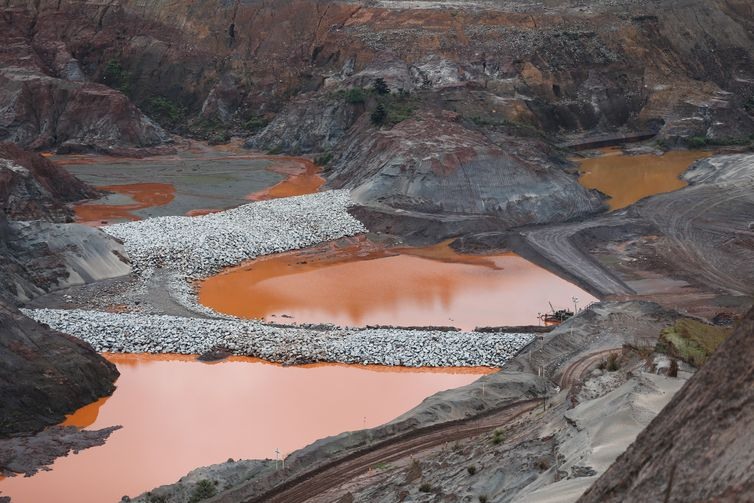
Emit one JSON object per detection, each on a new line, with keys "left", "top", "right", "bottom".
{"left": 578, "top": 307, "right": 754, "bottom": 503}
{"left": 0, "top": 10, "right": 170, "bottom": 153}
{"left": 0, "top": 299, "right": 119, "bottom": 437}
{"left": 0, "top": 143, "right": 98, "bottom": 222}
{"left": 327, "top": 113, "right": 605, "bottom": 241}
{"left": 0, "top": 146, "right": 131, "bottom": 301}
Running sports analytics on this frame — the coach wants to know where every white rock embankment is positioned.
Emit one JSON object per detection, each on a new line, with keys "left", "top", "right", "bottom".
{"left": 103, "top": 190, "right": 366, "bottom": 277}
{"left": 23, "top": 309, "right": 535, "bottom": 367}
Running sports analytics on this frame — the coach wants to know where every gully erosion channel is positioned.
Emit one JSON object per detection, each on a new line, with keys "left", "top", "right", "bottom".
{"left": 0, "top": 146, "right": 706, "bottom": 502}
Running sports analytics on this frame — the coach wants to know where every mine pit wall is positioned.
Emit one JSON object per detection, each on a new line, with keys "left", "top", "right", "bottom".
{"left": 7, "top": 0, "right": 753, "bottom": 143}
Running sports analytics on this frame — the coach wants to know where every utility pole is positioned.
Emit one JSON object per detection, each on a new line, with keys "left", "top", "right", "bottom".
{"left": 275, "top": 448, "right": 280, "bottom": 470}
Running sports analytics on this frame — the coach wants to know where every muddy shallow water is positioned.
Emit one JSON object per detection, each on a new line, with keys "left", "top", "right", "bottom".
{"left": 578, "top": 149, "right": 710, "bottom": 210}
{"left": 200, "top": 240, "right": 596, "bottom": 330}
{"left": 67, "top": 147, "right": 322, "bottom": 224}
{"left": 0, "top": 354, "right": 490, "bottom": 503}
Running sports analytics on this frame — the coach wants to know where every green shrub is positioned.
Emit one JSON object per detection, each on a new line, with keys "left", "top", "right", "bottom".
{"left": 314, "top": 152, "right": 333, "bottom": 166}
{"left": 491, "top": 429, "right": 505, "bottom": 445}
{"left": 188, "top": 479, "right": 216, "bottom": 502}
{"left": 373, "top": 77, "right": 390, "bottom": 95}
{"left": 479, "top": 496, "right": 489, "bottom": 503}
{"left": 419, "top": 482, "right": 432, "bottom": 493}
{"left": 344, "top": 87, "right": 367, "bottom": 104}
{"left": 685, "top": 136, "right": 708, "bottom": 149}
{"left": 658, "top": 318, "right": 731, "bottom": 366}
{"left": 102, "top": 59, "right": 132, "bottom": 95}
{"left": 243, "top": 115, "right": 269, "bottom": 131}
{"left": 144, "top": 97, "right": 187, "bottom": 124}
{"left": 371, "top": 103, "right": 387, "bottom": 125}
{"left": 467, "top": 465, "right": 477, "bottom": 475}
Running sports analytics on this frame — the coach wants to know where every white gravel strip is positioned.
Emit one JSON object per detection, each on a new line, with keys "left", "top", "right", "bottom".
{"left": 103, "top": 190, "right": 366, "bottom": 277}
{"left": 24, "top": 309, "right": 535, "bottom": 367}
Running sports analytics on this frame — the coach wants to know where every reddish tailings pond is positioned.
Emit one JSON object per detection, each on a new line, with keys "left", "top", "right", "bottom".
{"left": 578, "top": 149, "right": 710, "bottom": 210}
{"left": 200, "top": 240, "right": 597, "bottom": 329}
{"left": 0, "top": 354, "right": 490, "bottom": 502}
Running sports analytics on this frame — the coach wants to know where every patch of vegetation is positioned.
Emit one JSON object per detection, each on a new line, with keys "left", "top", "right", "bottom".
{"left": 188, "top": 479, "right": 217, "bottom": 503}
{"left": 314, "top": 151, "right": 333, "bottom": 166}
{"left": 418, "top": 482, "right": 433, "bottom": 493}
{"left": 144, "top": 96, "right": 187, "bottom": 125}
{"left": 266, "top": 145, "right": 283, "bottom": 155}
{"left": 373, "top": 461, "right": 392, "bottom": 471}
{"left": 371, "top": 103, "right": 388, "bottom": 125}
{"left": 343, "top": 87, "right": 367, "bottom": 104}
{"left": 491, "top": 429, "right": 505, "bottom": 445}
{"left": 656, "top": 318, "right": 731, "bottom": 366}
{"left": 479, "top": 496, "right": 489, "bottom": 503}
{"left": 146, "top": 493, "right": 167, "bottom": 503}
{"left": 467, "top": 465, "right": 477, "bottom": 475}
{"left": 684, "top": 135, "right": 752, "bottom": 149}
{"left": 242, "top": 114, "right": 269, "bottom": 132}
{"left": 373, "top": 77, "right": 390, "bottom": 95}
{"left": 369, "top": 90, "right": 417, "bottom": 127}
{"left": 102, "top": 59, "right": 132, "bottom": 95}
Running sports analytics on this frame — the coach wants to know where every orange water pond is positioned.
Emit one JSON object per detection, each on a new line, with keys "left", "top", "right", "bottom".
{"left": 200, "top": 240, "right": 596, "bottom": 330}
{"left": 0, "top": 354, "right": 491, "bottom": 503}
{"left": 578, "top": 149, "right": 710, "bottom": 210}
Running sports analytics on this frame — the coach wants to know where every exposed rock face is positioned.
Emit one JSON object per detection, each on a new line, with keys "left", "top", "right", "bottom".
{"left": 0, "top": 143, "right": 98, "bottom": 222}
{"left": 0, "top": 146, "right": 131, "bottom": 301}
{"left": 579, "top": 307, "right": 754, "bottom": 502}
{"left": 0, "top": 10, "right": 170, "bottom": 153}
{"left": 327, "top": 113, "right": 605, "bottom": 241}
{"left": 0, "top": 299, "right": 119, "bottom": 437}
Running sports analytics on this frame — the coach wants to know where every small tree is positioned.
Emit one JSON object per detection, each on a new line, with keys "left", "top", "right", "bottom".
{"left": 371, "top": 103, "right": 387, "bottom": 125}
{"left": 373, "top": 77, "right": 390, "bottom": 95}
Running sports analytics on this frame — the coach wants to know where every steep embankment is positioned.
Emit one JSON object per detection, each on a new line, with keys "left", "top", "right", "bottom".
{"left": 0, "top": 147, "right": 131, "bottom": 300}
{"left": 578, "top": 307, "right": 754, "bottom": 502}
{"left": 0, "top": 147, "right": 122, "bottom": 437}
{"left": 0, "top": 300, "right": 119, "bottom": 436}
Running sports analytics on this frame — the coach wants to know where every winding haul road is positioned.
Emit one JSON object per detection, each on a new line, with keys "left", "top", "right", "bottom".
{"left": 215, "top": 348, "right": 617, "bottom": 503}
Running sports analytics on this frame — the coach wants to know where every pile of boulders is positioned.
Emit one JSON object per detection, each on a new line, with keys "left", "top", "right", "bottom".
{"left": 103, "top": 190, "right": 366, "bottom": 276}
{"left": 24, "top": 309, "right": 535, "bottom": 368}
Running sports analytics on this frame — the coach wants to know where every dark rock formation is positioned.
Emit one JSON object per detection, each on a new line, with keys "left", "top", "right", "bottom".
{"left": 0, "top": 143, "right": 98, "bottom": 222}
{"left": 578, "top": 307, "right": 754, "bottom": 503}
{"left": 0, "top": 299, "right": 119, "bottom": 437}
{"left": 0, "top": 146, "right": 131, "bottom": 301}
{"left": 327, "top": 113, "right": 605, "bottom": 241}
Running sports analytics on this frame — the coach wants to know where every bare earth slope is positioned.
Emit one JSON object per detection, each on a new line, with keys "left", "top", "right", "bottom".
{"left": 0, "top": 300, "right": 119, "bottom": 437}
{"left": 578, "top": 307, "right": 754, "bottom": 503}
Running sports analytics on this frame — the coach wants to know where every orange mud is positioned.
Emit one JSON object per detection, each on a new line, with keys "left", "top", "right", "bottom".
{"left": 0, "top": 354, "right": 489, "bottom": 503}
{"left": 247, "top": 157, "right": 325, "bottom": 201}
{"left": 74, "top": 183, "right": 175, "bottom": 225}
{"left": 199, "top": 239, "right": 596, "bottom": 329}
{"left": 578, "top": 149, "right": 711, "bottom": 210}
